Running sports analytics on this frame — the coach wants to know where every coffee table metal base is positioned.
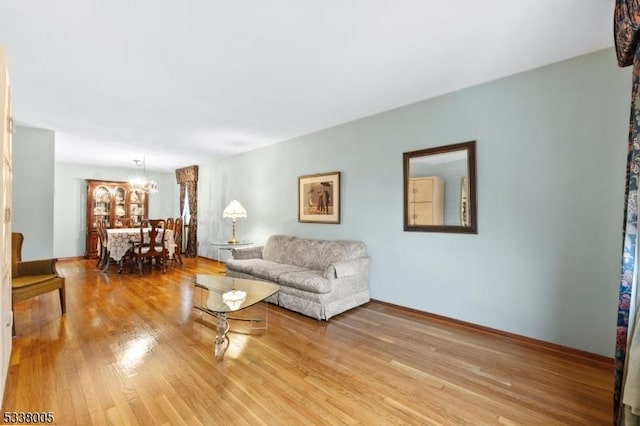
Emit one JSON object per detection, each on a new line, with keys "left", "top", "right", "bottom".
{"left": 191, "top": 275, "right": 279, "bottom": 359}
{"left": 194, "top": 305, "right": 267, "bottom": 358}
{"left": 215, "top": 312, "right": 230, "bottom": 358}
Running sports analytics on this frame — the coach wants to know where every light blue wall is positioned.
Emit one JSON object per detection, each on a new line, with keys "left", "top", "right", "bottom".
{"left": 13, "top": 125, "right": 55, "bottom": 260}
{"left": 53, "top": 163, "right": 180, "bottom": 258}
{"left": 197, "top": 48, "right": 629, "bottom": 356}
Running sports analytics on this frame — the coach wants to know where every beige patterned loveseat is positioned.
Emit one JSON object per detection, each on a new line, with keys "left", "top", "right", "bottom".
{"left": 225, "top": 235, "right": 370, "bottom": 320}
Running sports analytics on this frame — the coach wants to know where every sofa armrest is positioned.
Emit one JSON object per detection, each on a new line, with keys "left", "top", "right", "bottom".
{"left": 325, "top": 258, "right": 369, "bottom": 279}
{"left": 231, "top": 246, "right": 263, "bottom": 260}
{"left": 17, "top": 259, "right": 59, "bottom": 277}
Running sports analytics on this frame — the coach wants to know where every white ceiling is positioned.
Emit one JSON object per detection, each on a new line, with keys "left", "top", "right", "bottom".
{"left": 0, "top": 0, "right": 615, "bottom": 172}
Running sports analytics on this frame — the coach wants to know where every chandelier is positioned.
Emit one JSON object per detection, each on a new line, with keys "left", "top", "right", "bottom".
{"left": 129, "top": 157, "right": 158, "bottom": 194}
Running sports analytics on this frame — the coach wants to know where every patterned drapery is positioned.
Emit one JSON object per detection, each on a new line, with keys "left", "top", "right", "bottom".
{"left": 175, "top": 165, "right": 198, "bottom": 184}
{"left": 614, "top": 2, "right": 640, "bottom": 423}
{"left": 175, "top": 165, "right": 198, "bottom": 257}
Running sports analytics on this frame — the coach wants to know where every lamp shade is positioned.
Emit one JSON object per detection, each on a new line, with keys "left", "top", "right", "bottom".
{"left": 223, "top": 200, "right": 247, "bottom": 219}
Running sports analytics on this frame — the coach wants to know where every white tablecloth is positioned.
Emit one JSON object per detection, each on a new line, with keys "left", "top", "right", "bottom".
{"left": 106, "top": 228, "right": 175, "bottom": 262}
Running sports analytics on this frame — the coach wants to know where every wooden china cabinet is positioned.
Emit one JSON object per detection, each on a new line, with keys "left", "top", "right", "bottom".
{"left": 85, "top": 179, "right": 149, "bottom": 258}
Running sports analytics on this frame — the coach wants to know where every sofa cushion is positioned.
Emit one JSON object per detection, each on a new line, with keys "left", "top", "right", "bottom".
{"left": 12, "top": 274, "right": 58, "bottom": 289}
{"left": 231, "top": 246, "right": 263, "bottom": 260}
{"left": 225, "top": 258, "right": 263, "bottom": 275}
{"left": 262, "top": 235, "right": 296, "bottom": 263}
{"left": 250, "top": 260, "right": 307, "bottom": 282}
{"left": 226, "top": 258, "right": 307, "bottom": 282}
{"left": 283, "top": 238, "right": 367, "bottom": 270}
{"left": 278, "top": 270, "right": 332, "bottom": 294}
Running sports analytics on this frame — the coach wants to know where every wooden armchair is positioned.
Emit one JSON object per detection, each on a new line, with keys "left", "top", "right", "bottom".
{"left": 11, "top": 233, "right": 66, "bottom": 335}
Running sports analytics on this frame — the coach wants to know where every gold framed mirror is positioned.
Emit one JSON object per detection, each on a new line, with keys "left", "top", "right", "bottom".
{"left": 403, "top": 140, "right": 477, "bottom": 234}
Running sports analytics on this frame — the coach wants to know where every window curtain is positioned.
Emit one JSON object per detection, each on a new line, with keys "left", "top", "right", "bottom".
{"left": 175, "top": 165, "right": 198, "bottom": 257}
{"left": 615, "top": 2, "right": 640, "bottom": 424}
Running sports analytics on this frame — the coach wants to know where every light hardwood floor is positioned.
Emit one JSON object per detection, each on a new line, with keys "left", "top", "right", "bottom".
{"left": 2, "top": 257, "right": 612, "bottom": 425}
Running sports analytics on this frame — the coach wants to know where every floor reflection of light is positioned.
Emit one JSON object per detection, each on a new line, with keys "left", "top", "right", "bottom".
{"left": 117, "top": 336, "right": 155, "bottom": 375}
{"left": 225, "top": 333, "right": 249, "bottom": 359}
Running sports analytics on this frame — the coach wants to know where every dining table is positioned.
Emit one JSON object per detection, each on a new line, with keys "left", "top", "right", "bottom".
{"left": 105, "top": 227, "right": 175, "bottom": 263}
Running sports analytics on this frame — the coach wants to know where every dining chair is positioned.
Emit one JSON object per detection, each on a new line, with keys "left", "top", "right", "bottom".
{"left": 98, "top": 221, "right": 128, "bottom": 273}
{"left": 130, "top": 219, "right": 167, "bottom": 274}
{"left": 11, "top": 232, "right": 66, "bottom": 335}
{"left": 96, "top": 219, "right": 118, "bottom": 271}
{"left": 171, "top": 217, "right": 183, "bottom": 264}
{"left": 96, "top": 219, "right": 107, "bottom": 269}
{"left": 165, "top": 217, "right": 175, "bottom": 262}
{"left": 166, "top": 217, "right": 175, "bottom": 232}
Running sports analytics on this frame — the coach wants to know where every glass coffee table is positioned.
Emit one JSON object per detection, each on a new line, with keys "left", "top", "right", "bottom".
{"left": 191, "top": 275, "right": 279, "bottom": 358}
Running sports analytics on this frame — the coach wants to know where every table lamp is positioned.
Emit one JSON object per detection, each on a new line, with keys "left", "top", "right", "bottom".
{"left": 223, "top": 200, "right": 247, "bottom": 244}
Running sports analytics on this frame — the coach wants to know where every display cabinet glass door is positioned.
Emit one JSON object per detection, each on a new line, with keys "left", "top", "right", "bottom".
{"left": 114, "top": 187, "right": 127, "bottom": 227}
{"left": 92, "top": 185, "right": 112, "bottom": 228}
{"left": 130, "top": 190, "right": 145, "bottom": 226}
